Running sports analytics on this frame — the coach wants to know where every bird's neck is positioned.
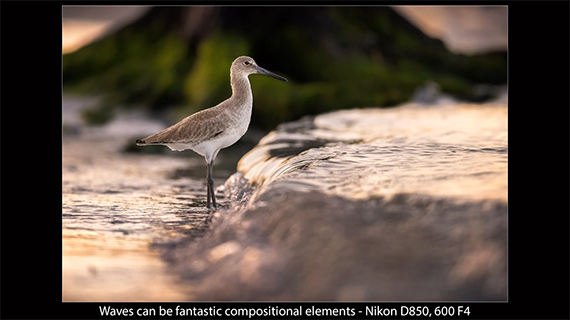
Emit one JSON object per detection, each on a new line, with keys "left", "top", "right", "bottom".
{"left": 230, "top": 73, "right": 253, "bottom": 108}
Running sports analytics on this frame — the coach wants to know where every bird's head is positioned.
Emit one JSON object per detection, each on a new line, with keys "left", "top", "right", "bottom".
{"left": 232, "top": 56, "right": 288, "bottom": 82}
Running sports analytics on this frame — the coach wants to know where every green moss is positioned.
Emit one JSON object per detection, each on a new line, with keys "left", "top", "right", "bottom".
{"left": 63, "top": 7, "right": 506, "bottom": 130}
{"left": 250, "top": 77, "right": 291, "bottom": 129}
{"left": 183, "top": 32, "right": 249, "bottom": 113}
{"left": 63, "top": 28, "right": 190, "bottom": 115}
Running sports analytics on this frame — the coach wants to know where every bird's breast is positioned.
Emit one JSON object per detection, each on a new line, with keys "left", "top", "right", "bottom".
{"left": 228, "top": 99, "right": 253, "bottom": 136}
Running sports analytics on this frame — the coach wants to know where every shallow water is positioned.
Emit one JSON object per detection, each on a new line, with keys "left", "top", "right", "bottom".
{"left": 238, "top": 101, "right": 507, "bottom": 204}
{"left": 62, "top": 96, "right": 233, "bottom": 300}
{"left": 62, "top": 136, "right": 218, "bottom": 301}
{"left": 62, "top": 94, "right": 508, "bottom": 301}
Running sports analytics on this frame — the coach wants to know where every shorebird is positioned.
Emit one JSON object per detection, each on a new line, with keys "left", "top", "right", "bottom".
{"left": 136, "top": 56, "right": 287, "bottom": 209}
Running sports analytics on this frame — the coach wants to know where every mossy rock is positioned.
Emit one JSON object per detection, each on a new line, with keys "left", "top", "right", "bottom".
{"left": 63, "top": 6, "right": 506, "bottom": 131}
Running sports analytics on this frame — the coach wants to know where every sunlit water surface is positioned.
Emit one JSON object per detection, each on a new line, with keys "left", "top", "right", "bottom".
{"left": 62, "top": 137, "right": 220, "bottom": 301}
{"left": 62, "top": 96, "right": 231, "bottom": 301}
{"left": 238, "top": 101, "right": 507, "bottom": 204}
{"left": 62, "top": 95, "right": 507, "bottom": 301}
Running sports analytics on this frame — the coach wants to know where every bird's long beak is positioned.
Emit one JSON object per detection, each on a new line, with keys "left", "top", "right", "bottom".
{"left": 256, "top": 65, "right": 288, "bottom": 82}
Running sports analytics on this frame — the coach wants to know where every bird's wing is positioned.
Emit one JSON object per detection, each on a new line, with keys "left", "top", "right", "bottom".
{"left": 138, "top": 106, "right": 227, "bottom": 146}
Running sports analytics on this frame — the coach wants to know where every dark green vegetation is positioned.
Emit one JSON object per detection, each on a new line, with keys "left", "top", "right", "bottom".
{"left": 63, "top": 7, "right": 506, "bottom": 130}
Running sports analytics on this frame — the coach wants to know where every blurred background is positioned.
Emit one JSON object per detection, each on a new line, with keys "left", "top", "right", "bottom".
{"left": 62, "top": 6, "right": 508, "bottom": 301}
{"left": 62, "top": 6, "right": 507, "bottom": 131}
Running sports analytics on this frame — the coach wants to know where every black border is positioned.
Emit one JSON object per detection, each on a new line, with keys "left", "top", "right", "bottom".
{"left": 1, "top": 1, "right": 569, "bottom": 319}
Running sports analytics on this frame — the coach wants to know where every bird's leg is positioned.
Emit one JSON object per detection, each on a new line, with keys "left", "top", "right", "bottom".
{"left": 206, "top": 160, "right": 217, "bottom": 210}
{"left": 206, "top": 177, "right": 211, "bottom": 209}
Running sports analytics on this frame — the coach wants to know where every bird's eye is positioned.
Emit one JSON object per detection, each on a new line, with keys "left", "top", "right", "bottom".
{"left": 244, "top": 61, "right": 251, "bottom": 66}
